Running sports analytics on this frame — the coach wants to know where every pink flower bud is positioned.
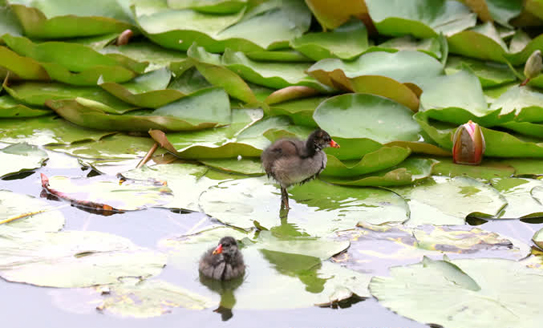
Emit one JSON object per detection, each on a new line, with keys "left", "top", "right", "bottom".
{"left": 452, "top": 120, "right": 486, "bottom": 165}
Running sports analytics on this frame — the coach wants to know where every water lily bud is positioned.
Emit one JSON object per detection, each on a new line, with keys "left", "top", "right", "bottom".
{"left": 521, "top": 50, "right": 542, "bottom": 86}
{"left": 452, "top": 120, "right": 486, "bottom": 165}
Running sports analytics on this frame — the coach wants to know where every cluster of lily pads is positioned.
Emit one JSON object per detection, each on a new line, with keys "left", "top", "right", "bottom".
{"left": 4, "top": 0, "right": 543, "bottom": 327}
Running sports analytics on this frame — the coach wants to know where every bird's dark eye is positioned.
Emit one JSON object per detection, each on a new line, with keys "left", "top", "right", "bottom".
{"left": 223, "top": 243, "right": 230, "bottom": 247}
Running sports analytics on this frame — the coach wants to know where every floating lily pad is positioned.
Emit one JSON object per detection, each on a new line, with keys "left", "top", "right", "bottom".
{"left": 448, "top": 22, "right": 508, "bottom": 63}
{"left": 0, "top": 116, "right": 114, "bottom": 145}
{"left": 390, "top": 176, "right": 507, "bottom": 226}
{"left": 0, "top": 190, "right": 65, "bottom": 233}
{"left": 199, "top": 177, "right": 409, "bottom": 235}
{"left": 267, "top": 96, "right": 325, "bottom": 128}
{"left": 0, "top": 230, "right": 166, "bottom": 288}
{"left": 491, "top": 178, "right": 543, "bottom": 218}
{"left": 373, "top": 35, "right": 444, "bottom": 60}
{"left": 304, "top": 0, "right": 368, "bottom": 30}
{"left": 200, "top": 158, "right": 265, "bottom": 176}
{"left": 365, "top": 0, "right": 476, "bottom": 38}
{"left": 432, "top": 158, "right": 515, "bottom": 180}
{"left": 445, "top": 56, "right": 517, "bottom": 87}
{"left": 41, "top": 173, "right": 174, "bottom": 212}
{"left": 290, "top": 19, "right": 369, "bottom": 61}
{"left": 0, "top": 95, "right": 51, "bottom": 118}
{"left": 490, "top": 85, "right": 543, "bottom": 121}
{"left": 0, "top": 46, "right": 49, "bottom": 80}
{"left": 0, "top": 4, "right": 22, "bottom": 36}
{"left": 167, "top": 0, "right": 247, "bottom": 14}
{"left": 97, "top": 279, "right": 212, "bottom": 317}
{"left": 500, "top": 158, "right": 543, "bottom": 176}
{"left": 461, "top": 0, "right": 523, "bottom": 27}
{"left": 370, "top": 257, "right": 543, "bottom": 328}
{"left": 0, "top": 143, "right": 48, "bottom": 178}
{"left": 334, "top": 223, "right": 530, "bottom": 275}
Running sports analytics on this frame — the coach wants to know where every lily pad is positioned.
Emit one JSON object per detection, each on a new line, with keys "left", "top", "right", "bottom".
{"left": 390, "top": 176, "right": 507, "bottom": 226}
{"left": 199, "top": 177, "right": 409, "bottom": 235}
{"left": 290, "top": 19, "right": 369, "bottom": 61}
{"left": 445, "top": 56, "right": 517, "bottom": 87}
{"left": 447, "top": 22, "right": 508, "bottom": 63}
{"left": 490, "top": 85, "right": 543, "bottom": 121}
{"left": 0, "top": 4, "right": 22, "bottom": 36}
{"left": 267, "top": 96, "right": 325, "bottom": 128}
{"left": 370, "top": 257, "right": 543, "bottom": 328}
{"left": 0, "top": 116, "right": 114, "bottom": 145}
{"left": 167, "top": 0, "right": 247, "bottom": 14}
{"left": 365, "top": 0, "right": 476, "bottom": 38}
{"left": 304, "top": 0, "right": 369, "bottom": 30}
{"left": 0, "top": 143, "right": 48, "bottom": 178}
{"left": 0, "top": 46, "right": 49, "bottom": 80}
{"left": 41, "top": 173, "right": 174, "bottom": 212}
{"left": 372, "top": 35, "right": 444, "bottom": 60}
{"left": 432, "top": 158, "right": 515, "bottom": 180}
{"left": 200, "top": 158, "right": 265, "bottom": 176}
{"left": 334, "top": 223, "right": 530, "bottom": 275}
{"left": 491, "top": 177, "right": 543, "bottom": 218}
{"left": 461, "top": 0, "right": 523, "bottom": 27}
{"left": 0, "top": 230, "right": 166, "bottom": 288}
{"left": 0, "top": 95, "right": 51, "bottom": 118}
{"left": 0, "top": 190, "right": 65, "bottom": 233}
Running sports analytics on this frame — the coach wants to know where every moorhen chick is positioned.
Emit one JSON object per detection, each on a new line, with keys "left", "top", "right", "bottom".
{"left": 199, "top": 236, "right": 245, "bottom": 281}
{"left": 261, "top": 129, "right": 340, "bottom": 209}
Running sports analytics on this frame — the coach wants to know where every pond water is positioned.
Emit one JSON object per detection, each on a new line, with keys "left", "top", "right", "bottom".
{"left": 2, "top": 149, "right": 542, "bottom": 328}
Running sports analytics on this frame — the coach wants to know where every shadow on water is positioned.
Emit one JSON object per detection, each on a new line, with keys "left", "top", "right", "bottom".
{"left": 199, "top": 273, "right": 244, "bottom": 322}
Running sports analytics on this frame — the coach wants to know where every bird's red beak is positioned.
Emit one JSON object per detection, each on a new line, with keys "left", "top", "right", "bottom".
{"left": 329, "top": 140, "right": 340, "bottom": 148}
{"left": 212, "top": 244, "right": 223, "bottom": 255}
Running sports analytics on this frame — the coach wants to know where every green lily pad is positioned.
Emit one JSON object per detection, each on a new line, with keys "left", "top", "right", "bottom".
{"left": 461, "top": 0, "right": 523, "bottom": 28}
{"left": 432, "top": 158, "right": 515, "bottom": 180}
{"left": 390, "top": 176, "right": 507, "bottom": 226}
{"left": 490, "top": 85, "right": 543, "bottom": 121}
{"left": 222, "top": 49, "right": 328, "bottom": 91}
{"left": 500, "top": 158, "right": 543, "bottom": 176}
{"left": 372, "top": 35, "right": 444, "bottom": 60}
{"left": 322, "top": 146, "right": 411, "bottom": 178}
{"left": 97, "top": 279, "right": 212, "bottom": 317}
{"left": 245, "top": 49, "right": 312, "bottom": 62}
{"left": 304, "top": 0, "right": 369, "bottom": 30}
{"left": 159, "top": 226, "right": 371, "bottom": 309}
{"left": 370, "top": 257, "right": 543, "bottom": 328}
{"left": 0, "top": 143, "right": 48, "bottom": 178}
{"left": 448, "top": 22, "right": 508, "bottom": 63}
{"left": 0, "top": 116, "right": 114, "bottom": 145}
{"left": 0, "top": 46, "right": 49, "bottom": 80}
{"left": 187, "top": 44, "right": 257, "bottom": 103}
{"left": 322, "top": 157, "right": 435, "bottom": 187}
{"left": 4, "top": 81, "right": 136, "bottom": 114}
{"left": 504, "top": 33, "right": 543, "bottom": 66}
{"left": 533, "top": 227, "right": 543, "bottom": 249}
{"left": 8, "top": 0, "right": 134, "bottom": 39}
{"left": 0, "top": 95, "right": 51, "bottom": 118}
{"left": 47, "top": 87, "right": 231, "bottom": 132}
{"left": 445, "top": 56, "right": 517, "bottom": 87}
{"left": 98, "top": 68, "right": 186, "bottom": 108}
{"left": 199, "top": 177, "right": 409, "bottom": 235}
{"left": 167, "top": 66, "right": 213, "bottom": 95}
{"left": 41, "top": 173, "right": 174, "bottom": 212}
{"left": 290, "top": 19, "right": 369, "bottom": 61}
{"left": 334, "top": 223, "right": 530, "bottom": 275}
{"left": 167, "top": 0, "right": 247, "bottom": 14}
{"left": 313, "top": 93, "right": 422, "bottom": 144}
{"left": 0, "top": 4, "right": 22, "bottom": 36}
{"left": 365, "top": 0, "right": 476, "bottom": 38}
{"left": 0, "top": 230, "right": 166, "bottom": 288}
{"left": 491, "top": 177, "right": 543, "bottom": 218}
{"left": 200, "top": 158, "right": 265, "bottom": 176}
{"left": 268, "top": 96, "right": 325, "bottom": 128}
{"left": 0, "top": 190, "right": 65, "bottom": 233}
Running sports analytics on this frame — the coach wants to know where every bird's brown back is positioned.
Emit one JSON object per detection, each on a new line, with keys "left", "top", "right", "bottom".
{"left": 261, "top": 139, "right": 304, "bottom": 175}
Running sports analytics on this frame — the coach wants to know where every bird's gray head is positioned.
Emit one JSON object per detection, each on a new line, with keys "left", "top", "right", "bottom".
{"left": 307, "top": 129, "right": 340, "bottom": 151}
{"left": 212, "top": 236, "right": 239, "bottom": 260}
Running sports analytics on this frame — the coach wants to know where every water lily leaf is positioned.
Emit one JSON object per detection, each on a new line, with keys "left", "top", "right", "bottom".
{"left": 490, "top": 177, "right": 543, "bottom": 218}
{"left": 323, "top": 157, "right": 435, "bottom": 187}
{"left": 0, "top": 46, "right": 49, "bottom": 80}
{"left": 200, "top": 158, "right": 264, "bottom": 176}
{"left": 290, "top": 19, "right": 369, "bottom": 61}
{"left": 245, "top": 49, "right": 312, "bottom": 62}
{"left": 47, "top": 87, "right": 231, "bottom": 132}
{"left": 167, "top": 0, "right": 247, "bottom": 14}
{"left": 304, "top": 0, "right": 368, "bottom": 30}
{"left": 445, "top": 56, "right": 517, "bottom": 87}
{"left": 99, "top": 68, "right": 186, "bottom": 108}
{"left": 46, "top": 134, "right": 165, "bottom": 160}
{"left": 168, "top": 66, "right": 213, "bottom": 95}
{"left": 322, "top": 146, "right": 411, "bottom": 178}
{"left": 4, "top": 81, "right": 136, "bottom": 114}
{"left": 41, "top": 173, "right": 174, "bottom": 212}
{"left": 222, "top": 49, "right": 328, "bottom": 91}
{"left": 97, "top": 279, "right": 212, "bottom": 317}
{"left": 0, "top": 230, "right": 166, "bottom": 288}
{"left": 264, "top": 86, "right": 320, "bottom": 106}
{"left": 448, "top": 22, "right": 508, "bottom": 63}
{"left": 490, "top": 86, "right": 543, "bottom": 121}
{"left": 199, "top": 177, "right": 409, "bottom": 235}
{"left": 0, "top": 5, "right": 22, "bottom": 36}
{"left": 121, "top": 163, "right": 214, "bottom": 211}
{"left": 0, "top": 116, "right": 114, "bottom": 145}
{"left": 505, "top": 33, "right": 543, "bottom": 66}
{"left": 159, "top": 226, "right": 371, "bottom": 309}
{"left": 187, "top": 44, "right": 256, "bottom": 103}
{"left": 365, "top": 0, "right": 476, "bottom": 38}
{"left": 390, "top": 176, "right": 507, "bottom": 226}
{"left": 369, "top": 258, "right": 543, "bottom": 328}
{"left": 432, "top": 158, "right": 515, "bottom": 180}
{"left": 313, "top": 93, "right": 422, "bottom": 145}
{"left": 500, "top": 158, "right": 543, "bottom": 176}
{"left": 0, "top": 95, "right": 51, "bottom": 118}
{"left": 100, "top": 41, "right": 188, "bottom": 73}
{"left": 0, "top": 190, "right": 65, "bottom": 233}
{"left": 308, "top": 50, "right": 443, "bottom": 95}
{"left": 334, "top": 223, "right": 530, "bottom": 275}
{"left": 533, "top": 227, "right": 543, "bottom": 249}
{"left": 372, "top": 35, "right": 443, "bottom": 60}
{"left": 149, "top": 109, "right": 268, "bottom": 159}
{"left": 268, "top": 96, "right": 325, "bottom": 127}
{"left": 0, "top": 143, "right": 47, "bottom": 178}
{"left": 8, "top": 0, "right": 134, "bottom": 39}
{"left": 460, "top": 0, "right": 522, "bottom": 27}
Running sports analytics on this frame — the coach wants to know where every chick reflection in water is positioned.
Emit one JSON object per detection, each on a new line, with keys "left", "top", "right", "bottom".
{"left": 199, "top": 236, "right": 245, "bottom": 321}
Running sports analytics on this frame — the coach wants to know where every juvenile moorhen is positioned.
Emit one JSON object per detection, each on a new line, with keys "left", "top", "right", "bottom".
{"left": 199, "top": 236, "right": 245, "bottom": 281}
{"left": 261, "top": 129, "right": 340, "bottom": 209}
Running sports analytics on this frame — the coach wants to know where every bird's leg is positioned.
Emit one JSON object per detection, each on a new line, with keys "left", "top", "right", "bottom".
{"left": 280, "top": 187, "right": 290, "bottom": 210}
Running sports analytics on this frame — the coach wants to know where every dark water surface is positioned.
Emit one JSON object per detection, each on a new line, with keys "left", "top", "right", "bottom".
{"left": 2, "top": 152, "right": 541, "bottom": 328}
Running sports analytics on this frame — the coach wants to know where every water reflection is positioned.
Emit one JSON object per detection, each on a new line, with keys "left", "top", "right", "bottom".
{"left": 198, "top": 273, "right": 244, "bottom": 321}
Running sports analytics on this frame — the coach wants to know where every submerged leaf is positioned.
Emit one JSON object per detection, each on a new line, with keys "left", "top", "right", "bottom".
{"left": 0, "top": 143, "right": 48, "bottom": 178}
